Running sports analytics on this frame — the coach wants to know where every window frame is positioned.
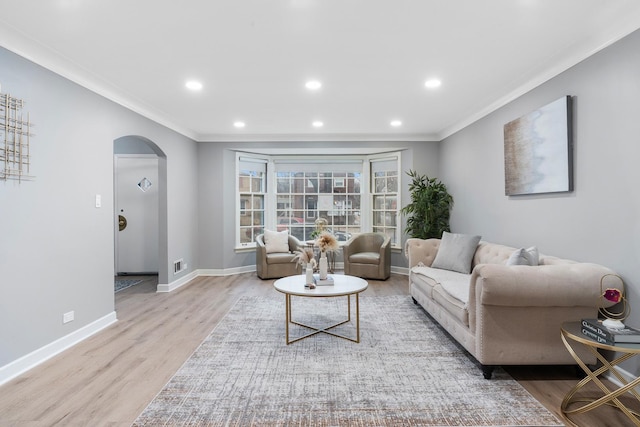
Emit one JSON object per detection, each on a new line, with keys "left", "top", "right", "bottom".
{"left": 236, "top": 153, "right": 268, "bottom": 248}
{"left": 235, "top": 152, "right": 402, "bottom": 250}
{"left": 369, "top": 153, "right": 401, "bottom": 247}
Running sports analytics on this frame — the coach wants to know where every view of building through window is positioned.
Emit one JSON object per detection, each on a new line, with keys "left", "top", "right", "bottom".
{"left": 237, "top": 154, "right": 400, "bottom": 247}
{"left": 276, "top": 171, "right": 361, "bottom": 242}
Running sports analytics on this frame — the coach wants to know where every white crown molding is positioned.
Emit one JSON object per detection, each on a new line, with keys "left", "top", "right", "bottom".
{"left": 194, "top": 132, "right": 437, "bottom": 143}
{"left": 0, "top": 22, "right": 199, "bottom": 141}
{"left": 438, "top": 15, "right": 640, "bottom": 141}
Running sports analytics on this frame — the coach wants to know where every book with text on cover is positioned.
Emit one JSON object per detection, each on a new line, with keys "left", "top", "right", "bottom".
{"left": 581, "top": 318, "right": 640, "bottom": 344}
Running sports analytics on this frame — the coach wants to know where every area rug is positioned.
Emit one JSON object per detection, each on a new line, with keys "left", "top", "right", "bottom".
{"left": 133, "top": 295, "right": 563, "bottom": 426}
{"left": 114, "top": 278, "right": 143, "bottom": 293}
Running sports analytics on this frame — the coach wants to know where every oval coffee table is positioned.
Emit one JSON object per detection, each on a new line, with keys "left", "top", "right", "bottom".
{"left": 273, "top": 274, "right": 368, "bottom": 344}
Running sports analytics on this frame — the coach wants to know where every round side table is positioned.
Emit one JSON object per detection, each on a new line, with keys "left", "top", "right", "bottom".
{"left": 560, "top": 321, "right": 640, "bottom": 426}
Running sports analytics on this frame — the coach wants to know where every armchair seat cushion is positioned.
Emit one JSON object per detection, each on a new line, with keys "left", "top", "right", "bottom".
{"left": 349, "top": 252, "right": 380, "bottom": 265}
{"left": 266, "top": 252, "right": 297, "bottom": 264}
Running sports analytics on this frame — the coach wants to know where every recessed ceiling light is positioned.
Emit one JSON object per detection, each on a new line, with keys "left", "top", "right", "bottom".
{"left": 305, "top": 80, "right": 322, "bottom": 90}
{"left": 312, "top": 121, "right": 324, "bottom": 128}
{"left": 233, "top": 121, "right": 246, "bottom": 128}
{"left": 424, "top": 79, "right": 442, "bottom": 89}
{"left": 185, "top": 80, "right": 203, "bottom": 91}
{"left": 390, "top": 120, "right": 402, "bottom": 127}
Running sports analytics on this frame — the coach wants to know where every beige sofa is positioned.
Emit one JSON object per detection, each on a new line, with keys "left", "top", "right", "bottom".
{"left": 405, "top": 236, "right": 616, "bottom": 378}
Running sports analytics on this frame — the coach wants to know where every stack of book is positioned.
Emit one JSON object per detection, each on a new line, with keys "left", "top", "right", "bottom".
{"left": 313, "top": 274, "right": 334, "bottom": 286}
{"left": 580, "top": 318, "right": 640, "bottom": 345}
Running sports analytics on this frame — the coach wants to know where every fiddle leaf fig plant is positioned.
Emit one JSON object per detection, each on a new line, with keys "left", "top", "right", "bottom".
{"left": 401, "top": 170, "right": 454, "bottom": 239}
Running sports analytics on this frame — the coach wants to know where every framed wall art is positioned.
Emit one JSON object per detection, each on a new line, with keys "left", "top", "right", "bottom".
{"left": 504, "top": 96, "right": 573, "bottom": 196}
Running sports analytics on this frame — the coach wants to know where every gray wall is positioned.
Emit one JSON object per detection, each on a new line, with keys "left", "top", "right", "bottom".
{"left": 0, "top": 47, "right": 199, "bottom": 367}
{"left": 440, "top": 29, "right": 640, "bottom": 374}
{"left": 197, "top": 141, "right": 440, "bottom": 271}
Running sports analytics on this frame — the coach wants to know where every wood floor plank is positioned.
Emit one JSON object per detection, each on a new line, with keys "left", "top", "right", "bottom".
{"left": 0, "top": 272, "right": 636, "bottom": 426}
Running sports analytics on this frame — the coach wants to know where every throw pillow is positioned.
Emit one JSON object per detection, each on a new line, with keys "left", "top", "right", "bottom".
{"left": 506, "top": 246, "right": 539, "bottom": 266}
{"left": 264, "top": 229, "right": 290, "bottom": 253}
{"left": 431, "top": 231, "right": 482, "bottom": 274}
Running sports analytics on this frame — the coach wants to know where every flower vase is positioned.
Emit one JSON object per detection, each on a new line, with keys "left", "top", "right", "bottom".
{"left": 319, "top": 252, "right": 328, "bottom": 280}
{"left": 305, "top": 265, "right": 314, "bottom": 285}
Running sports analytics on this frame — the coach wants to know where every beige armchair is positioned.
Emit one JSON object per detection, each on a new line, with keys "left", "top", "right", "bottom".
{"left": 343, "top": 232, "right": 391, "bottom": 280}
{"left": 256, "top": 233, "right": 303, "bottom": 279}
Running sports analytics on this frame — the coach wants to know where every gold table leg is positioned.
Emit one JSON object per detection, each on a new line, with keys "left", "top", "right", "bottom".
{"left": 560, "top": 333, "right": 640, "bottom": 426}
{"left": 284, "top": 294, "right": 361, "bottom": 344}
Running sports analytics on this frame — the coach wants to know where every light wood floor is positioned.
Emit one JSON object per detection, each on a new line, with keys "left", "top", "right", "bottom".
{"left": 0, "top": 273, "right": 637, "bottom": 426}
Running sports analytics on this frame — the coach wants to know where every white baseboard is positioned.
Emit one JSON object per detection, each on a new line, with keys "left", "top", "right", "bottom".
{"left": 391, "top": 266, "right": 409, "bottom": 275}
{"left": 605, "top": 365, "right": 640, "bottom": 392}
{"left": 156, "top": 270, "right": 199, "bottom": 292}
{"left": 0, "top": 311, "right": 117, "bottom": 387}
{"left": 198, "top": 265, "right": 256, "bottom": 276}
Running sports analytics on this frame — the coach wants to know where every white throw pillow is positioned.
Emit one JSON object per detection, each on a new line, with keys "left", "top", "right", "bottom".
{"left": 264, "top": 229, "right": 290, "bottom": 253}
{"left": 506, "top": 246, "right": 539, "bottom": 266}
{"left": 431, "top": 231, "right": 482, "bottom": 274}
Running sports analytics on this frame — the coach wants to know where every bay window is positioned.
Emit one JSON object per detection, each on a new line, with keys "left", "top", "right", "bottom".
{"left": 236, "top": 152, "right": 400, "bottom": 248}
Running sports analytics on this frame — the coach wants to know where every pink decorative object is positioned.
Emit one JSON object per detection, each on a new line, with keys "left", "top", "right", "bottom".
{"left": 603, "top": 288, "right": 622, "bottom": 304}
{"left": 599, "top": 274, "right": 630, "bottom": 325}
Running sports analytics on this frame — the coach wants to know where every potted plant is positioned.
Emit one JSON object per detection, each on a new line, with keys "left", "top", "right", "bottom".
{"left": 401, "top": 170, "right": 454, "bottom": 239}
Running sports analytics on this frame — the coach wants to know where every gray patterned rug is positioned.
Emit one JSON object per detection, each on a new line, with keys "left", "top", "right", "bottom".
{"left": 133, "top": 295, "right": 563, "bottom": 426}
{"left": 115, "top": 278, "right": 143, "bottom": 293}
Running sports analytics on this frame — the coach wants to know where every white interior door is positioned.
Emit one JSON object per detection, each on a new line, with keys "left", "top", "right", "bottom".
{"left": 115, "top": 155, "right": 159, "bottom": 274}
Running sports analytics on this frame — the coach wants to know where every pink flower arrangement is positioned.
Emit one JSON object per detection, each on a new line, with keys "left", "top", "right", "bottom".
{"left": 603, "top": 288, "right": 623, "bottom": 303}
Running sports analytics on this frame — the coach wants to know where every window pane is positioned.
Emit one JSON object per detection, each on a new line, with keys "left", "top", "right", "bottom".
{"left": 252, "top": 211, "right": 264, "bottom": 227}
{"left": 387, "top": 174, "right": 398, "bottom": 192}
{"left": 240, "top": 227, "right": 252, "bottom": 244}
{"left": 239, "top": 174, "right": 251, "bottom": 192}
{"left": 305, "top": 177, "right": 318, "bottom": 193}
{"left": 251, "top": 176, "right": 264, "bottom": 192}
{"left": 292, "top": 178, "right": 305, "bottom": 193}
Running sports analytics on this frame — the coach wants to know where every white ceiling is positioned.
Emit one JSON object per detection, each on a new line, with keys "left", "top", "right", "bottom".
{"left": 1, "top": 0, "right": 640, "bottom": 142}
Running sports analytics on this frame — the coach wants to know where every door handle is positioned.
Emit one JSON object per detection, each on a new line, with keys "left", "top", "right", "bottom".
{"left": 118, "top": 215, "right": 128, "bottom": 231}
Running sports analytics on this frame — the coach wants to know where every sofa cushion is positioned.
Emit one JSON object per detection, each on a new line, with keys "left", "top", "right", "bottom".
{"left": 411, "top": 265, "right": 470, "bottom": 304}
{"left": 433, "top": 286, "right": 469, "bottom": 326}
{"left": 264, "top": 229, "right": 290, "bottom": 253}
{"left": 506, "top": 246, "right": 539, "bottom": 266}
{"left": 431, "top": 232, "right": 481, "bottom": 273}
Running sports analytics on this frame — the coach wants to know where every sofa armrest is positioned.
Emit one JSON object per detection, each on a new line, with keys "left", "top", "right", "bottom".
{"left": 469, "top": 263, "right": 617, "bottom": 308}
{"left": 404, "top": 238, "right": 440, "bottom": 268}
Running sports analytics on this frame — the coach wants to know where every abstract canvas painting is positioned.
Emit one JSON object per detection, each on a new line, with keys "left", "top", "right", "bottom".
{"left": 504, "top": 96, "right": 573, "bottom": 196}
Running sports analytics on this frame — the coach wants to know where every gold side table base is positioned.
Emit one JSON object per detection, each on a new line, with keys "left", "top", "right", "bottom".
{"left": 284, "top": 293, "right": 360, "bottom": 344}
{"left": 561, "top": 325, "right": 640, "bottom": 427}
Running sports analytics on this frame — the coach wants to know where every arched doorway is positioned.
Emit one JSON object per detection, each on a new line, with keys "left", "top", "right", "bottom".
{"left": 114, "top": 136, "right": 169, "bottom": 287}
